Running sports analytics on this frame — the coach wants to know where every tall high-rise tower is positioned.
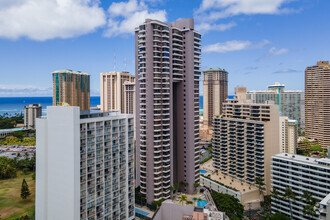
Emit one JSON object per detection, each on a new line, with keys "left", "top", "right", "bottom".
{"left": 135, "top": 18, "right": 201, "bottom": 203}
{"left": 305, "top": 61, "right": 330, "bottom": 148}
{"left": 52, "top": 69, "right": 90, "bottom": 110}
{"left": 203, "top": 68, "right": 228, "bottom": 128}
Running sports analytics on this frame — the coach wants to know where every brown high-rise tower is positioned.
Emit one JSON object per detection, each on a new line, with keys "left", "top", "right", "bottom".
{"left": 135, "top": 18, "right": 201, "bottom": 203}
{"left": 203, "top": 68, "right": 228, "bottom": 128}
{"left": 305, "top": 61, "right": 330, "bottom": 148}
{"left": 52, "top": 69, "right": 90, "bottom": 110}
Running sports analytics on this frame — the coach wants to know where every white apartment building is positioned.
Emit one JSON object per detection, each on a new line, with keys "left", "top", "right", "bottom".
{"left": 271, "top": 153, "right": 330, "bottom": 220}
{"left": 36, "top": 106, "right": 134, "bottom": 220}
{"left": 320, "top": 194, "right": 330, "bottom": 220}
{"left": 279, "top": 116, "right": 298, "bottom": 154}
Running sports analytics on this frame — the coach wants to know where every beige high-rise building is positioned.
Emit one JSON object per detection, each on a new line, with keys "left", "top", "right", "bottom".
{"left": 123, "top": 81, "right": 135, "bottom": 115}
{"left": 305, "top": 61, "right": 330, "bottom": 149}
{"left": 24, "top": 104, "right": 42, "bottom": 129}
{"left": 52, "top": 69, "right": 90, "bottom": 110}
{"left": 213, "top": 99, "right": 279, "bottom": 194}
{"left": 203, "top": 68, "right": 228, "bottom": 128}
{"left": 235, "top": 87, "right": 248, "bottom": 102}
{"left": 100, "top": 72, "right": 135, "bottom": 114}
{"left": 279, "top": 116, "right": 297, "bottom": 154}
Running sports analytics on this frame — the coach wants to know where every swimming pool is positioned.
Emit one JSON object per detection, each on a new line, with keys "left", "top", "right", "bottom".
{"left": 200, "top": 169, "right": 207, "bottom": 174}
{"left": 197, "top": 200, "right": 207, "bottom": 208}
{"left": 135, "top": 208, "right": 150, "bottom": 216}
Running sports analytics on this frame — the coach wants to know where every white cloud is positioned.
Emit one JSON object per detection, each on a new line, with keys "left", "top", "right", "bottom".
{"left": 195, "top": 21, "right": 236, "bottom": 33}
{"left": 104, "top": 0, "right": 167, "bottom": 37}
{"left": 0, "top": 0, "right": 106, "bottom": 41}
{"left": 269, "top": 47, "right": 289, "bottom": 55}
{"left": 0, "top": 85, "right": 52, "bottom": 97}
{"left": 203, "top": 40, "right": 269, "bottom": 53}
{"left": 273, "top": 68, "right": 299, "bottom": 74}
{"left": 196, "top": 0, "right": 294, "bottom": 21}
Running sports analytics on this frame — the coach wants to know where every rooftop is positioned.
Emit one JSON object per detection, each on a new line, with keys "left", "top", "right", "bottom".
{"left": 320, "top": 193, "right": 330, "bottom": 206}
{"left": 203, "top": 67, "right": 227, "bottom": 72}
{"left": 0, "top": 127, "right": 25, "bottom": 133}
{"left": 247, "top": 90, "right": 303, "bottom": 93}
{"left": 52, "top": 69, "right": 89, "bottom": 75}
{"left": 273, "top": 153, "right": 330, "bottom": 167}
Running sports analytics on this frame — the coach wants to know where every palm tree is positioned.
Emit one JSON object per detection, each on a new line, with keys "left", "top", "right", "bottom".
{"left": 283, "top": 187, "right": 296, "bottom": 219}
{"left": 255, "top": 176, "right": 265, "bottom": 196}
{"left": 169, "top": 185, "right": 175, "bottom": 199}
{"left": 194, "top": 182, "right": 200, "bottom": 192}
{"left": 302, "top": 190, "right": 318, "bottom": 220}
{"left": 197, "top": 198, "right": 202, "bottom": 207}
{"left": 271, "top": 188, "right": 280, "bottom": 200}
{"left": 192, "top": 197, "right": 198, "bottom": 206}
{"left": 178, "top": 195, "right": 188, "bottom": 206}
{"left": 173, "top": 183, "right": 179, "bottom": 193}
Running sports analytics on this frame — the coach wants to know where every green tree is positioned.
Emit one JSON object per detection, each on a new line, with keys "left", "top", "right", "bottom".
{"left": 255, "top": 176, "right": 265, "bottom": 195}
{"left": 270, "top": 212, "right": 290, "bottom": 220}
{"left": 311, "top": 145, "right": 323, "bottom": 152}
{"left": 192, "top": 197, "right": 198, "bottom": 206}
{"left": 283, "top": 187, "right": 296, "bottom": 219}
{"left": 194, "top": 182, "right": 200, "bottom": 192}
{"left": 302, "top": 190, "right": 318, "bottom": 219}
{"left": 178, "top": 195, "right": 188, "bottom": 206}
{"left": 271, "top": 188, "right": 280, "bottom": 200}
{"left": 260, "top": 195, "right": 272, "bottom": 213}
{"left": 211, "top": 191, "right": 244, "bottom": 219}
{"left": 21, "top": 178, "right": 31, "bottom": 199}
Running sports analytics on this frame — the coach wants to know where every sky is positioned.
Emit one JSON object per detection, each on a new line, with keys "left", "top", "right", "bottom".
{"left": 0, "top": 0, "right": 329, "bottom": 97}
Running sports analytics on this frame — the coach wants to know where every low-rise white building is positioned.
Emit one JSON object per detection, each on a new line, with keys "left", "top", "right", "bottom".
{"left": 36, "top": 106, "right": 135, "bottom": 220}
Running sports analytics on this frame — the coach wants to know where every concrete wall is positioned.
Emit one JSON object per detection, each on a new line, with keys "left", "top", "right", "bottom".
{"left": 36, "top": 106, "right": 80, "bottom": 220}
{"left": 200, "top": 176, "right": 241, "bottom": 200}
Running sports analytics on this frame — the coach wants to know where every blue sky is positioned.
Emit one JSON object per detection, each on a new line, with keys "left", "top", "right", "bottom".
{"left": 0, "top": 0, "right": 329, "bottom": 96}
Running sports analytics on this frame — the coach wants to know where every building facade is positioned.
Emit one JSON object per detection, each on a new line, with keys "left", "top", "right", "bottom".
{"left": 305, "top": 61, "right": 330, "bottom": 149}
{"left": 202, "top": 68, "right": 228, "bottom": 128}
{"left": 100, "top": 71, "right": 135, "bottom": 114}
{"left": 245, "top": 83, "right": 304, "bottom": 128}
{"left": 213, "top": 100, "right": 279, "bottom": 193}
{"left": 135, "top": 18, "right": 201, "bottom": 203}
{"left": 279, "top": 116, "right": 298, "bottom": 154}
{"left": 235, "top": 87, "right": 248, "bottom": 102}
{"left": 36, "top": 106, "right": 134, "bottom": 220}
{"left": 271, "top": 153, "right": 330, "bottom": 220}
{"left": 52, "top": 69, "right": 90, "bottom": 110}
{"left": 320, "top": 194, "right": 330, "bottom": 220}
{"left": 123, "top": 81, "right": 135, "bottom": 115}
{"left": 24, "top": 104, "right": 42, "bottom": 129}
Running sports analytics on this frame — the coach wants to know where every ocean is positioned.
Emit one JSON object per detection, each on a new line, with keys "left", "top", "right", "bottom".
{"left": 0, "top": 96, "right": 233, "bottom": 116}
{"left": 0, "top": 97, "right": 101, "bottom": 116}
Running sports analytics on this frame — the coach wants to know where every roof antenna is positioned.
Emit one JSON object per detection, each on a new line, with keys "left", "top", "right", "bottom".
{"left": 114, "top": 49, "right": 116, "bottom": 72}
{"left": 124, "top": 57, "right": 127, "bottom": 72}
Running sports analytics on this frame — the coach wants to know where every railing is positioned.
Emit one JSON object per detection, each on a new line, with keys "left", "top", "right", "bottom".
{"left": 202, "top": 187, "right": 218, "bottom": 211}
